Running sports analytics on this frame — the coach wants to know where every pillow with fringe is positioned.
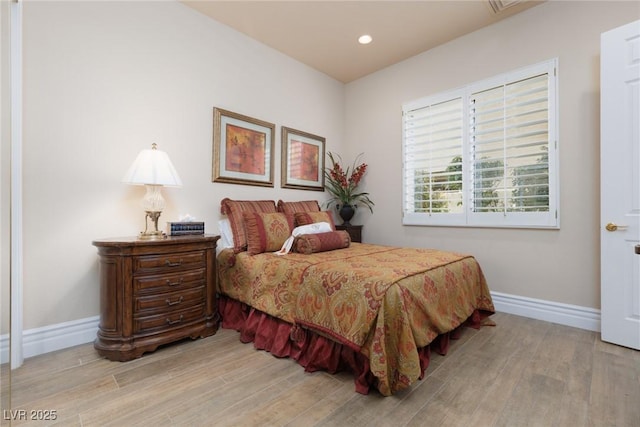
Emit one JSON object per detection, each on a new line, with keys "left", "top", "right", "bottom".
{"left": 277, "top": 200, "right": 321, "bottom": 214}
{"left": 244, "top": 212, "right": 295, "bottom": 255}
{"left": 294, "top": 210, "right": 336, "bottom": 230}
{"left": 220, "top": 198, "right": 277, "bottom": 253}
{"left": 295, "top": 230, "right": 351, "bottom": 254}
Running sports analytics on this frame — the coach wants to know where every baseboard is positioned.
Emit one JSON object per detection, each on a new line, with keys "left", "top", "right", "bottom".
{"left": 491, "top": 291, "right": 601, "bottom": 332}
{"left": 0, "top": 293, "right": 601, "bottom": 364}
{"left": 0, "top": 316, "right": 99, "bottom": 364}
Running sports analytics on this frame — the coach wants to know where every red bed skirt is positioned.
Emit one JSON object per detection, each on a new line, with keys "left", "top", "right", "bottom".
{"left": 218, "top": 294, "right": 486, "bottom": 395}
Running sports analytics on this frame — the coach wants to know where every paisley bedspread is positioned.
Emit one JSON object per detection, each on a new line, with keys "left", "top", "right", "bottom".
{"left": 217, "top": 243, "right": 494, "bottom": 395}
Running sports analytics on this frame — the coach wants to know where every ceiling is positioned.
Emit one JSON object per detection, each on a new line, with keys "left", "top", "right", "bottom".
{"left": 180, "top": 0, "right": 544, "bottom": 83}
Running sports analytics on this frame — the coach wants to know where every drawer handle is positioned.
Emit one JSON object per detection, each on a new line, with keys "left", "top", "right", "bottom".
{"left": 164, "top": 259, "right": 183, "bottom": 267}
{"left": 166, "top": 315, "right": 183, "bottom": 326}
{"left": 166, "top": 296, "right": 184, "bottom": 306}
{"left": 166, "top": 278, "right": 184, "bottom": 287}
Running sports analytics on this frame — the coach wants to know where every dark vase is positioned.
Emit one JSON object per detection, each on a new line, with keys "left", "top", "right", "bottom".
{"left": 338, "top": 204, "right": 355, "bottom": 225}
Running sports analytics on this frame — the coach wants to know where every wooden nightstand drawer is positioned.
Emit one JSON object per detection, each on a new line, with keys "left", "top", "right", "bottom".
{"left": 133, "top": 269, "right": 206, "bottom": 294}
{"left": 134, "top": 286, "right": 205, "bottom": 314}
{"left": 133, "top": 304, "right": 206, "bottom": 334}
{"left": 134, "top": 250, "right": 206, "bottom": 274}
{"left": 93, "top": 235, "right": 219, "bottom": 361}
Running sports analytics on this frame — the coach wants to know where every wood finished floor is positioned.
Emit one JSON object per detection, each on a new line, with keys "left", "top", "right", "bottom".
{"left": 1, "top": 312, "right": 639, "bottom": 427}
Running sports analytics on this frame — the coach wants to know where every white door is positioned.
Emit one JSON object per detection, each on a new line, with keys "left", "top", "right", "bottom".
{"left": 600, "top": 20, "right": 640, "bottom": 350}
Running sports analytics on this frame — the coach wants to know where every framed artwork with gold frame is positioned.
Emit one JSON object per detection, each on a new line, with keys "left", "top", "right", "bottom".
{"left": 281, "top": 126, "right": 325, "bottom": 191}
{"left": 213, "top": 107, "right": 275, "bottom": 187}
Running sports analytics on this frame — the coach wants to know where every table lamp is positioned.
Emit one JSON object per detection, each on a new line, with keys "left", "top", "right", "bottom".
{"left": 122, "top": 143, "right": 182, "bottom": 239}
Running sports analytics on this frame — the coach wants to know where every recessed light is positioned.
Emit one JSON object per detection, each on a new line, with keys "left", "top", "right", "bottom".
{"left": 358, "top": 34, "right": 373, "bottom": 45}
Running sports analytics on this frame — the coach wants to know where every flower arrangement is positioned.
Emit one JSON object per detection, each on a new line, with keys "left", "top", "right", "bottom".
{"left": 324, "top": 152, "right": 374, "bottom": 213}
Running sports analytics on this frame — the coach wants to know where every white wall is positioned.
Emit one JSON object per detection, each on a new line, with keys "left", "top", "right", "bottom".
{"left": 345, "top": 1, "right": 640, "bottom": 309}
{"left": 19, "top": 0, "right": 344, "bottom": 330}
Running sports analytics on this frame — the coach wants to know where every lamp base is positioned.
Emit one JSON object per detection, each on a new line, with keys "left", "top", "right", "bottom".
{"left": 139, "top": 210, "right": 166, "bottom": 240}
{"left": 138, "top": 230, "right": 166, "bottom": 240}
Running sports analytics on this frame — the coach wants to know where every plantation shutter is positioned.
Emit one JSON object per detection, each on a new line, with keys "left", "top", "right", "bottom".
{"left": 469, "top": 73, "right": 550, "bottom": 214}
{"left": 402, "top": 58, "right": 558, "bottom": 228}
{"left": 403, "top": 96, "right": 464, "bottom": 216}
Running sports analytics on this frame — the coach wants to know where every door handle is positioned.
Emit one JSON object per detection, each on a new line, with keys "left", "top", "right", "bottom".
{"left": 636, "top": 245, "right": 640, "bottom": 255}
{"left": 605, "top": 222, "right": 628, "bottom": 232}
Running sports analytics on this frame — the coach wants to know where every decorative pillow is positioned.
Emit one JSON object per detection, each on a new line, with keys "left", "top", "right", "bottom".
{"left": 217, "top": 219, "right": 234, "bottom": 250}
{"left": 294, "top": 211, "right": 336, "bottom": 230}
{"left": 220, "top": 198, "right": 277, "bottom": 253}
{"left": 243, "top": 212, "right": 295, "bottom": 255}
{"left": 295, "top": 230, "right": 351, "bottom": 254}
{"left": 277, "top": 200, "right": 321, "bottom": 214}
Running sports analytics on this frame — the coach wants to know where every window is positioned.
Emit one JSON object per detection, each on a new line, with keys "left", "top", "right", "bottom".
{"left": 402, "top": 59, "right": 558, "bottom": 228}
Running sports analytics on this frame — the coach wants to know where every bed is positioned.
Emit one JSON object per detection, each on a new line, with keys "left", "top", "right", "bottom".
{"left": 216, "top": 198, "right": 495, "bottom": 396}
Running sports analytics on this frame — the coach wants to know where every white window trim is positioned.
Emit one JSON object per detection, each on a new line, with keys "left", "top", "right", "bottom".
{"left": 402, "top": 58, "right": 559, "bottom": 229}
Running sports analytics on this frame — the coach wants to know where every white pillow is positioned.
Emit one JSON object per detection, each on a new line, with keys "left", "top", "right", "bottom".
{"left": 218, "top": 219, "right": 234, "bottom": 250}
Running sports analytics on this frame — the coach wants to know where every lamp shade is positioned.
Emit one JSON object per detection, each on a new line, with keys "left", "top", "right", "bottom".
{"left": 122, "top": 143, "right": 182, "bottom": 187}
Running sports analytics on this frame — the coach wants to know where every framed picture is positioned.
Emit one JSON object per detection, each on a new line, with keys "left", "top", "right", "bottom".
{"left": 281, "top": 127, "right": 325, "bottom": 191}
{"left": 213, "top": 107, "right": 275, "bottom": 187}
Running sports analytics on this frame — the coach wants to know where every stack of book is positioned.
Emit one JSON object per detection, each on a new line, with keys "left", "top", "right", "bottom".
{"left": 166, "top": 222, "right": 205, "bottom": 236}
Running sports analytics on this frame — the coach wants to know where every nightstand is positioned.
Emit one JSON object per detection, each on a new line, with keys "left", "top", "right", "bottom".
{"left": 92, "top": 234, "right": 219, "bottom": 361}
{"left": 336, "top": 224, "right": 362, "bottom": 243}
